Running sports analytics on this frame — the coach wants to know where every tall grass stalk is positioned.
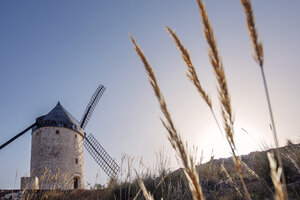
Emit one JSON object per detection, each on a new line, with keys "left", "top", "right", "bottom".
{"left": 130, "top": 34, "right": 205, "bottom": 200}
{"left": 165, "top": 26, "right": 225, "bottom": 140}
{"left": 239, "top": 0, "right": 288, "bottom": 199}
{"left": 220, "top": 164, "right": 242, "bottom": 198}
{"left": 133, "top": 189, "right": 142, "bottom": 200}
{"left": 267, "top": 152, "right": 284, "bottom": 200}
{"left": 135, "top": 171, "right": 154, "bottom": 200}
{"left": 283, "top": 152, "right": 300, "bottom": 175}
{"left": 241, "top": 160, "right": 274, "bottom": 195}
{"left": 196, "top": 0, "right": 251, "bottom": 199}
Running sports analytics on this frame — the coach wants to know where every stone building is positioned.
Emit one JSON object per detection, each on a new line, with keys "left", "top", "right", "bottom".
{"left": 21, "top": 102, "right": 85, "bottom": 190}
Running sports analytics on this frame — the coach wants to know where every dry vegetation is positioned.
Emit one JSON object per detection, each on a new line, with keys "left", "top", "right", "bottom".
{"left": 5, "top": 0, "right": 299, "bottom": 200}
{"left": 5, "top": 143, "right": 300, "bottom": 200}
{"left": 129, "top": 0, "right": 296, "bottom": 199}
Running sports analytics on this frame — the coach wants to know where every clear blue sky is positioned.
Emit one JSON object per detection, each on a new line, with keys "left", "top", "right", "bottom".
{"left": 0, "top": 1, "right": 299, "bottom": 189}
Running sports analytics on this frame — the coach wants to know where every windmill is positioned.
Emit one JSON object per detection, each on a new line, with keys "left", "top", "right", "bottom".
{"left": 0, "top": 84, "right": 120, "bottom": 189}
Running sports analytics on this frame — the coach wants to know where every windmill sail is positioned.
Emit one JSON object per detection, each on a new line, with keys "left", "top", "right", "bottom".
{"left": 80, "top": 85, "right": 106, "bottom": 130}
{"left": 0, "top": 123, "right": 36, "bottom": 150}
{"left": 80, "top": 84, "right": 120, "bottom": 178}
{"left": 84, "top": 133, "right": 120, "bottom": 178}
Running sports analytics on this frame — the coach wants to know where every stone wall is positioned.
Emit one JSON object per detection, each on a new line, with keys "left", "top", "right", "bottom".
{"left": 20, "top": 177, "right": 38, "bottom": 190}
{"left": 30, "top": 126, "right": 84, "bottom": 189}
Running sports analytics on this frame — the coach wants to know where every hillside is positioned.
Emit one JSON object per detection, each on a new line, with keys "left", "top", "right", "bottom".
{"left": 1, "top": 143, "right": 299, "bottom": 200}
{"left": 194, "top": 142, "right": 300, "bottom": 199}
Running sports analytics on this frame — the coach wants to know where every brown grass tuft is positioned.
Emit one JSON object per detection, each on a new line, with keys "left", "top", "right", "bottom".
{"left": 130, "top": 34, "right": 204, "bottom": 200}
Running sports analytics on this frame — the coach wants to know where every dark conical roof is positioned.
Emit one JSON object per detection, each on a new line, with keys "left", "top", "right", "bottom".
{"left": 33, "top": 102, "right": 84, "bottom": 134}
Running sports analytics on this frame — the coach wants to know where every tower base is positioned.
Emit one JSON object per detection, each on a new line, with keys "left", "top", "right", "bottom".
{"left": 20, "top": 177, "right": 39, "bottom": 190}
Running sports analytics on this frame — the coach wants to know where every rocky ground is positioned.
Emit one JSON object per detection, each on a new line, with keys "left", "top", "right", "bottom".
{"left": 0, "top": 190, "right": 26, "bottom": 200}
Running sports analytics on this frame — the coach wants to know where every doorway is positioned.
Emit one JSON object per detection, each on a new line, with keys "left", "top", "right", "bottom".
{"left": 74, "top": 177, "right": 78, "bottom": 189}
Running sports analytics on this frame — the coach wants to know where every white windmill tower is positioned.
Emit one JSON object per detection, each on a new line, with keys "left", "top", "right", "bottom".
{"left": 0, "top": 84, "right": 120, "bottom": 190}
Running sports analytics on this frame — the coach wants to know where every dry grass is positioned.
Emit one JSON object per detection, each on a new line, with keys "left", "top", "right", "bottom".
{"left": 135, "top": 171, "right": 154, "bottom": 200}
{"left": 165, "top": 26, "right": 211, "bottom": 109}
{"left": 9, "top": 144, "right": 300, "bottom": 200}
{"left": 196, "top": 0, "right": 250, "bottom": 199}
{"left": 268, "top": 152, "right": 284, "bottom": 200}
{"left": 241, "top": 160, "right": 274, "bottom": 195}
{"left": 239, "top": 0, "right": 288, "bottom": 199}
{"left": 220, "top": 164, "right": 242, "bottom": 198}
{"left": 283, "top": 152, "right": 300, "bottom": 175}
{"left": 165, "top": 26, "right": 224, "bottom": 140}
{"left": 9, "top": 1, "right": 295, "bottom": 200}
{"left": 240, "top": 0, "right": 263, "bottom": 67}
{"left": 130, "top": 34, "right": 204, "bottom": 200}
{"left": 128, "top": 0, "right": 293, "bottom": 199}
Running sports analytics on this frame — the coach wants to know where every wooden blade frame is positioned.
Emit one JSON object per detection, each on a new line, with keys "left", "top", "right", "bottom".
{"left": 80, "top": 84, "right": 106, "bottom": 130}
{"left": 0, "top": 123, "right": 36, "bottom": 150}
{"left": 84, "top": 133, "right": 120, "bottom": 178}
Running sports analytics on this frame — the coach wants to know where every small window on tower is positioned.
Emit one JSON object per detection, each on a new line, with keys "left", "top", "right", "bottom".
{"left": 75, "top": 134, "right": 77, "bottom": 138}
{"left": 75, "top": 158, "right": 78, "bottom": 164}
{"left": 56, "top": 130, "right": 59, "bottom": 134}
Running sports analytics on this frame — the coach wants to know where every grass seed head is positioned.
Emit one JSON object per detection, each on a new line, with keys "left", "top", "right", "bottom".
{"left": 131, "top": 34, "right": 205, "bottom": 200}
